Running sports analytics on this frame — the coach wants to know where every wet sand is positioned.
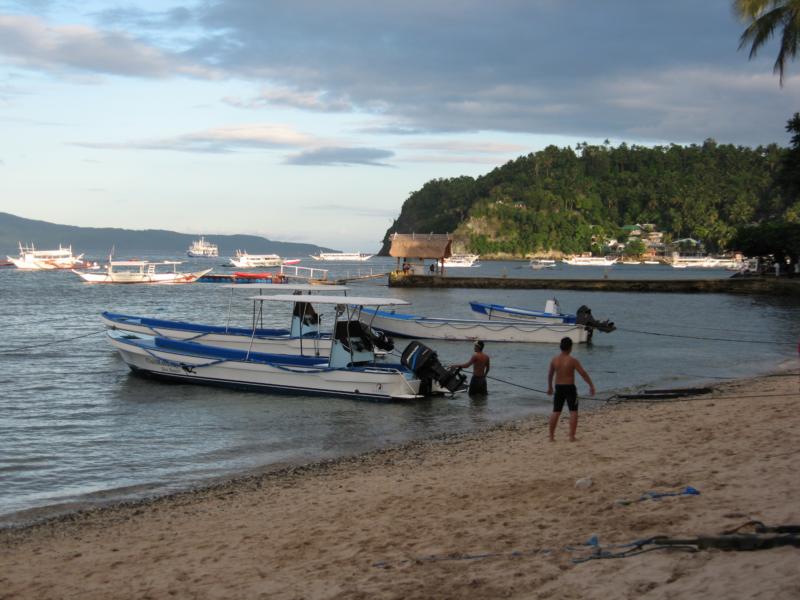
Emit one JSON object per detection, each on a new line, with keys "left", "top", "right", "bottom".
{"left": 1, "top": 371, "right": 799, "bottom": 599}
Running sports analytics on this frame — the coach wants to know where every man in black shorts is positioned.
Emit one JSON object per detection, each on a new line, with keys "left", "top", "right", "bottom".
{"left": 455, "top": 340, "right": 490, "bottom": 396}
{"left": 547, "top": 337, "right": 595, "bottom": 441}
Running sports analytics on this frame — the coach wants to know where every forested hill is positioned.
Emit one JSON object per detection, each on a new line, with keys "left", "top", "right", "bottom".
{"left": 0, "top": 212, "right": 333, "bottom": 258}
{"left": 380, "top": 140, "right": 795, "bottom": 256}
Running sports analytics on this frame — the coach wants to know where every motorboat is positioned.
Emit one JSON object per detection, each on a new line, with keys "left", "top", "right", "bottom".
{"left": 107, "top": 295, "right": 466, "bottom": 401}
{"left": 8, "top": 242, "right": 84, "bottom": 270}
{"left": 358, "top": 307, "right": 591, "bottom": 344}
{"left": 470, "top": 299, "right": 576, "bottom": 324}
{"left": 562, "top": 255, "right": 618, "bottom": 266}
{"left": 310, "top": 252, "right": 374, "bottom": 261}
{"left": 621, "top": 260, "right": 642, "bottom": 265}
{"left": 670, "top": 256, "right": 743, "bottom": 269}
{"left": 530, "top": 259, "right": 556, "bottom": 270}
{"left": 187, "top": 237, "right": 219, "bottom": 258}
{"left": 72, "top": 260, "right": 212, "bottom": 284}
{"left": 469, "top": 300, "right": 615, "bottom": 334}
{"left": 443, "top": 254, "right": 480, "bottom": 267}
{"left": 101, "top": 283, "right": 350, "bottom": 356}
{"left": 229, "top": 251, "right": 283, "bottom": 268}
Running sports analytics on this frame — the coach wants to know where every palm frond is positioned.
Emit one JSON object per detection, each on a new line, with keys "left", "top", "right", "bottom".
{"left": 738, "top": 6, "right": 788, "bottom": 57}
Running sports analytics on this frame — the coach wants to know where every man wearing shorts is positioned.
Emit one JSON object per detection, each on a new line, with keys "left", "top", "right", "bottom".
{"left": 547, "top": 337, "right": 595, "bottom": 441}
{"left": 455, "top": 340, "right": 490, "bottom": 396}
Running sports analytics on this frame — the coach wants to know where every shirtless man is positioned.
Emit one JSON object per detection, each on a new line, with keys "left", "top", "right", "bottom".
{"left": 455, "top": 340, "right": 490, "bottom": 395}
{"left": 547, "top": 337, "right": 595, "bottom": 441}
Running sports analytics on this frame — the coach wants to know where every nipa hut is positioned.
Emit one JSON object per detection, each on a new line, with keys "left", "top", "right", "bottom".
{"left": 388, "top": 233, "right": 452, "bottom": 275}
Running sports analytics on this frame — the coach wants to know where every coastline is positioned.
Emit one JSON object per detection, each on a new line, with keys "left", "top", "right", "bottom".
{"left": 1, "top": 369, "right": 798, "bottom": 599}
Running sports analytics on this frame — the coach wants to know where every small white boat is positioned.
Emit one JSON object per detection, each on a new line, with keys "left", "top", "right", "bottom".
{"left": 72, "top": 261, "right": 211, "bottom": 284}
{"left": 562, "top": 255, "right": 618, "bottom": 266}
{"left": 469, "top": 299, "right": 576, "bottom": 324}
{"left": 643, "top": 260, "right": 660, "bottom": 265}
{"left": 187, "top": 237, "right": 219, "bottom": 258}
{"left": 101, "top": 283, "right": 350, "bottom": 356}
{"left": 107, "top": 295, "right": 466, "bottom": 401}
{"left": 229, "top": 251, "right": 283, "bottom": 268}
{"left": 670, "top": 256, "right": 742, "bottom": 269}
{"left": 530, "top": 259, "right": 556, "bottom": 270}
{"left": 469, "top": 300, "right": 615, "bottom": 333}
{"left": 621, "top": 260, "right": 642, "bottom": 265}
{"left": 310, "top": 252, "right": 374, "bottom": 262}
{"left": 8, "top": 242, "right": 84, "bottom": 270}
{"left": 359, "top": 307, "right": 589, "bottom": 344}
{"left": 443, "top": 254, "right": 480, "bottom": 267}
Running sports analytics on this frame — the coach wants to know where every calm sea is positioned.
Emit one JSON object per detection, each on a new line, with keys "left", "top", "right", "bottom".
{"left": 2, "top": 257, "right": 798, "bottom": 524}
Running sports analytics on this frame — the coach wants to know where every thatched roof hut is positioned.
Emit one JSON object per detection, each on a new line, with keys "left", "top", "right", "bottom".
{"left": 388, "top": 233, "right": 452, "bottom": 259}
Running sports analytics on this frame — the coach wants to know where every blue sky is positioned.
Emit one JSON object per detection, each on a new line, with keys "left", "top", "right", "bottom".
{"left": 0, "top": 1, "right": 797, "bottom": 251}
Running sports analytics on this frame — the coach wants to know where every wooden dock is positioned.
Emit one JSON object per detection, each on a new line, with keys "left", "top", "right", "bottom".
{"left": 388, "top": 273, "right": 800, "bottom": 296}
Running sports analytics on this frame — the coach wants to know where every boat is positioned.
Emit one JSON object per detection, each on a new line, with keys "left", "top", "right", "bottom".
{"left": 107, "top": 295, "right": 466, "bottom": 401}
{"left": 358, "top": 307, "right": 590, "bottom": 344}
{"left": 8, "top": 242, "right": 84, "bottom": 270}
{"left": 469, "top": 300, "right": 615, "bottom": 333}
{"left": 643, "top": 260, "right": 660, "bottom": 265}
{"left": 187, "top": 237, "right": 219, "bottom": 258}
{"left": 562, "top": 255, "right": 618, "bottom": 266}
{"left": 310, "top": 252, "right": 374, "bottom": 261}
{"left": 621, "top": 260, "right": 642, "bottom": 265}
{"left": 229, "top": 251, "right": 283, "bottom": 268}
{"left": 470, "top": 299, "right": 576, "bottom": 324}
{"left": 443, "top": 254, "right": 480, "bottom": 267}
{"left": 72, "top": 261, "right": 211, "bottom": 284}
{"left": 670, "top": 256, "right": 743, "bottom": 269}
{"left": 101, "top": 283, "right": 350, "bottom": 356}
{"left": 530, "top": 259, "right": 556, "bottom": 270}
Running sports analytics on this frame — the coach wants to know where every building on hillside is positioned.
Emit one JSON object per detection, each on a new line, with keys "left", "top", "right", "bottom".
{"left": 388, "top": 232, "right": 452, "bottom": 275}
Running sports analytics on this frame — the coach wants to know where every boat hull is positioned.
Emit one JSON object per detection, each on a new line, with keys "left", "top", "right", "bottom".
{"left": 108, "top": 332, "right": 421, "bottom": 400}
{"left": 360, "top": 309, "right": 588, "bottom": 343}
{"left": 73, "top": 268, "right": 212, "bottom": 284}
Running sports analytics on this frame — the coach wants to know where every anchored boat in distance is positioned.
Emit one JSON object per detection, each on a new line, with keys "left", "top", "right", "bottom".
{"left": 72, "top": 260, "right": 211, "bottom": 284}
{"left": 8, "top": 242, "right": 85, "bottom": 270}
{"left": 187, "top": 237, "right": 219, "bottom": 258}
{"left": 310, "top": 252, "right": 374, "bottom": 262}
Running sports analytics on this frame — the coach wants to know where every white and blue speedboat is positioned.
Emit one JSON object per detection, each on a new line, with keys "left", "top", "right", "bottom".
{"left": 108, "top": 295, "right": 465, "bottom": 401}
{"left": 101, "top": 283, "right": 347, "bottom": 357}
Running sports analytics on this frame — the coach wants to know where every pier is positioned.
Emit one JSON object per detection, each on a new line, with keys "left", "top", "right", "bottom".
{"left": 388, "top": 273, "right": 800, "bottom": 296}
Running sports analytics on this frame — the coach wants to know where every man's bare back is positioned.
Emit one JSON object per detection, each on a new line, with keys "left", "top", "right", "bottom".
{"left": 549, "top": 353, "right": 589, "bottom": 387}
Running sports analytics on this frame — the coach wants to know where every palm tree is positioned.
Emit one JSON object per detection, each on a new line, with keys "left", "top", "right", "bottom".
{"left": 735, "top": 0, "right": 800, "bottom": 85}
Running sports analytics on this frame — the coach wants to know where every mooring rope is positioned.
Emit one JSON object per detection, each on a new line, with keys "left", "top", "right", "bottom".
{"left": 0, "top": 329, "right": 106, "bottom": 354}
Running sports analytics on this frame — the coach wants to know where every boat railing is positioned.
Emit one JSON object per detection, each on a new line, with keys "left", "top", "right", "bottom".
{"left": 279, "top": 264, "right": 329, "bottom": 281}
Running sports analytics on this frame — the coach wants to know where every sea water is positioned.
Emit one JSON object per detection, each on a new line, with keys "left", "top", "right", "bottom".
{"left": 1, "top": 257, "right": 798, "bottom": 523}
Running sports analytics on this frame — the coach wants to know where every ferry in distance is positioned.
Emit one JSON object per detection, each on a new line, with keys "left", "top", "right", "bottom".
{"left": 310, "top": 252, "right": 373, "bottom": 262}
{"left": 562, "top": 255, "right": 618, "bottom": 266}
{"left": 8, "top": 242, "right": 85, "bottom": 270}
{"left": 443, "top": 254, "right": 480, "bottom": 267}
{"left": 187, "top": 237, "right": 219, "bottom": 258}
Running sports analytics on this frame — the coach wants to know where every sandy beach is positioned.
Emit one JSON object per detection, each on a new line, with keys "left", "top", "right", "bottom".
{"left": 1, "top": 370, "right": 798, "bottom": 599}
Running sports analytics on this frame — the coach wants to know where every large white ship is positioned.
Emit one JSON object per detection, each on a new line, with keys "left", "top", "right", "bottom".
{"left": 229, "top": 250, "right": 283, "bottom": 268}
{"left": 8, "top": 243, "right": 85, "bottom": 270}
{"left": 187, "top": 237, "right": 219, "bottom": 258}
{"left": 310, "top": 252, "right": 373, "bottom": 262}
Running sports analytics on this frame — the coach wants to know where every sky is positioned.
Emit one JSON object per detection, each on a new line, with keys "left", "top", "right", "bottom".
{"left": 0, "top": 1, "right": 798, "bottom": 251}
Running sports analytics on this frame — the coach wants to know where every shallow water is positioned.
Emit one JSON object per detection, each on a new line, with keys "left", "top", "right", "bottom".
{"left": 1, "top": 257, "right": 798, "bottom": 523}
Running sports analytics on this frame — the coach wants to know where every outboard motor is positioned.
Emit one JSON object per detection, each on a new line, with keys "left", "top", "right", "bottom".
{"left": 575, "top": 305, "right": 616, "bottom": 339}
{"left": 401, "top": 341, "right": 467, "bottom": 395}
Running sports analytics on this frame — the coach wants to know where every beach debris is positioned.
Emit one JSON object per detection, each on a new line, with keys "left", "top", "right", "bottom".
{"left": 575, "top": 477, "right": 593, "bottom": 489}
{"left": 614, "top": 485, "right": 700, "bottom": 506}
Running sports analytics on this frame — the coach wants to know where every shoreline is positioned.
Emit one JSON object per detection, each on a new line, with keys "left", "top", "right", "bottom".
{"left": 2, "top": 368, "right": 798, "bottom": 598}
{"left": 2, "top": 362, "right": 787, "bottom": 532}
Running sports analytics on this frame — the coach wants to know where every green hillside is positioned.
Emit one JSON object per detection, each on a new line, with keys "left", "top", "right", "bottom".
{"left": 381, "top": 137, "right": 798, "bottom": 256}
{"left": 0, "top": 212, "right": 334, "bottom": 258}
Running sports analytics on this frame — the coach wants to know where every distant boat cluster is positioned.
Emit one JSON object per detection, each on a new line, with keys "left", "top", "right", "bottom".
{"left": 4, "top": 238, "right": 376, "bottom": 284}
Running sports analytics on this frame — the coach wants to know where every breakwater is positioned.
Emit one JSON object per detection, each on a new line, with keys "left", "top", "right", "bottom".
{"left": 388, "top": 273, "right": 800, "bottom": 296}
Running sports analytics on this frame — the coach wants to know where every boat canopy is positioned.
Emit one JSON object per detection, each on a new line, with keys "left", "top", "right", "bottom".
{"left": 220, "top": 283, "right": 348, "bottom": 291}
{"left": 249, "top": 294, "right": 409, "bottom": 306}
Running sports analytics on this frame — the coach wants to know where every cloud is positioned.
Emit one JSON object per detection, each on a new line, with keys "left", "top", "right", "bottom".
{"left": 74, "top": 124, "right": 318, "bottom": 153}
{"left": 183, "top": 0, "right": 794, "bottom": 146}
{"left": 224, "top": 87, "right": 353, "bottom": 112}
{"left": 285, "top": 147, "right": 394, "bottom": 166}
{"left": 0, "top": 14, "right": 215, "bottom": 79}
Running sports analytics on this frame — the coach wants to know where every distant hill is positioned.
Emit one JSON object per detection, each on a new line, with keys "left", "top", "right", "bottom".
{"left": 0, "top": 212, "right": 335, "bottom": 259}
